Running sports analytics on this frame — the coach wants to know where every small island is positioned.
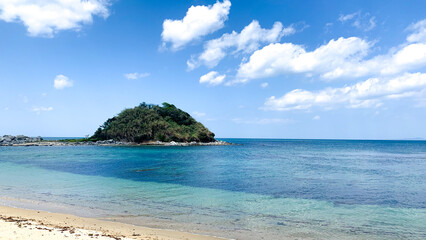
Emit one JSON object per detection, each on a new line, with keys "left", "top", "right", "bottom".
{"left": 93, "top": 102, "right": 216, "bottom": 142}
{"left": 0, "top": 102, "right": 230, "bottom": 146}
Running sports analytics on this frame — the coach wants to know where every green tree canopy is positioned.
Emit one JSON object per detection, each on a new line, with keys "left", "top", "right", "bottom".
{"left": 92, "top": 102, "right": 215, "bottom": 143}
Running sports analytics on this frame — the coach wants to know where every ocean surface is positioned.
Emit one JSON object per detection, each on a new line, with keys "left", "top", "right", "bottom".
{"left": 0, "top": 139, "right": 425, "bottom": 239}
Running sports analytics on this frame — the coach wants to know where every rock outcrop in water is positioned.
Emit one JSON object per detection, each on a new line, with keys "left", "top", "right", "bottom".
{"left": 91, "top": 102, "right": 216, "bottom": 143}
{"left": 0, "top": 135, "right": 43, "bottom": 146}
{"left": 0, "top": 136, "right": 230, "bottom": 147}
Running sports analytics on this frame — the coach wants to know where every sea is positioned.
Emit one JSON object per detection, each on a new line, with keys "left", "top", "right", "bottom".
{"left": 0, "top": 139, "right": 425, "bottom": 239}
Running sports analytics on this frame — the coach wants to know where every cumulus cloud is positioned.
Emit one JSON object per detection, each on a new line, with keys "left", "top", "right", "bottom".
{"left": 263, "top": 72, "right": 426, "bottom": 111}
{"left": 321, "top": 42, "right": 426, "bottom": 79}
{"left": 0, "top": 0, "right": 109, "bottom": 37}
{"left": 124, "top": 72, "right": 150, "bottom": 80}
{"left": 200, "top": 71, "right": 226, "bottom": 85}
{"left": 187, "top": 20, "right": 294, "bottom": 69}
{"left": 54, "top": 75, "right": 73, "bottom": 90}
{"left": 32, "top": 106, "right": 53, "bottom": 114}
{"left": 161, "top": 0, "right": 231, "bottom": 50}
{"left": 237, "top": 20, "right": 426, "bottom": 82}
{"left": 237, "top": 37, "right": 371, "bottom": 82}
{"left": 407, "top": 19, "right": 426, "bottom": 43}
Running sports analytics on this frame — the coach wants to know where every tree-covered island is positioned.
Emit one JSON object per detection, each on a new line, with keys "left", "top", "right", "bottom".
{"left": 92, "top": 102, "right": 216, "bottom": 143}
{"left": 1, "top": 103, "right": 230, "bottom": 146}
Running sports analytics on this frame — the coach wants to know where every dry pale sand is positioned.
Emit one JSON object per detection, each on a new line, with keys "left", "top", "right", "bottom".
{"left": 0, "top": 205, "right": 228, "bottom": 240}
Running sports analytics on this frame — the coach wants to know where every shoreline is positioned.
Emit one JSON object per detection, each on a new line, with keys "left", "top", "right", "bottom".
{"left": 0, "top": 140, "right": 233, "bottom": 147}
{"left": 0, "top": 136, "right": 234, "bottom": 147}
{"left": 0, "top": 205, "right": 228, "bottom": 240}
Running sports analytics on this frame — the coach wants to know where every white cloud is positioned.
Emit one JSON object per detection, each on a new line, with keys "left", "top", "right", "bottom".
{"left": 338, "top": 12, "right": 358, "bottom": 22}
{"left": 260, "top": 82, "right": 268, "bottom": 88}
{"left": 324, "top": 22, "right": 333, "bottom": 33}
{"left": 237, "top": 37, "right": 371, "bottom": 82}
{"left": 313, "top": 115, "right": 320, "bottom": 120}
{"left": 263, "top": 72, "right": 426, "bottom": 111}
{"left": 338, "top": 11, "right": 376, "bottom": 31}
{"left": 282, "top": 25, "right": 297, "bottom": 35}
{"left": 0, "top": 0, "right": 109, "bottom": 37}
{"left": 321, "top": 44, "right": 426, "bottom": 79}
{"left": 124, "top": 72, "right": 150, "bottom": 80}
{"left": 200, "top": 71, "right": 226, "bottom": 85}
{"left": 192, "top": 111, "right": 206, "bottom": 118}
{"left": 54, "top": 75, "right": 73, "bottom": 90}
{"left": 4, "top": 107, "right": 8, "bottom": 111}
{"left": 237, "top": 19, "right": 426, "bottom": 82}
{"left": 188, "top": 20, "right": 294, "bottom": 69}
{"left": 232, "top": 118, "right": 292, "bottom": 125}
{"left": 366, "top": 17, "right": 377, "bottom": 31}
{"left": 161, "top": 0, "right": 231, "bottom": 50}
{"left": 407, "top": 19, "right": 426, "bottom": 43}
{"left": 32, "top": 106, "right": 53, "bottom": 114}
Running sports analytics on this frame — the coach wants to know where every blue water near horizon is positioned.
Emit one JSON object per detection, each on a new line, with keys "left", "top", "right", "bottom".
{"left": 0, "top": 139, "right": 425, "bottom": 239}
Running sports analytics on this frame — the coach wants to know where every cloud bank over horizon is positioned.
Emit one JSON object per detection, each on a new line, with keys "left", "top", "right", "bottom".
{"left": 263, "top": 72, "right": 426, "bottom": 111}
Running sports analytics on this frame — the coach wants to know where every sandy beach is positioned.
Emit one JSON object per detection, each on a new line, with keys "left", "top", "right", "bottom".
{"left": 0, "top": 205, "right": 226, "bottom": 240}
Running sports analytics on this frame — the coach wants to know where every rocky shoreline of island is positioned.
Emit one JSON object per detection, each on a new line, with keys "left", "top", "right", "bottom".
{"left": 0, "top": 135, "right": 233, "bottom": 147}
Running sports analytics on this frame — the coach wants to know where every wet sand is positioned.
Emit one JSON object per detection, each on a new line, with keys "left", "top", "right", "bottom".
{"left": 0, "top": 205, "right": 227, "bottom": 240}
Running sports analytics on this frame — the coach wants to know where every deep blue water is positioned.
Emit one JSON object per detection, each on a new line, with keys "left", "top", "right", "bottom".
{"left": 0, "top": 139, "right": 425, "bottom": 239}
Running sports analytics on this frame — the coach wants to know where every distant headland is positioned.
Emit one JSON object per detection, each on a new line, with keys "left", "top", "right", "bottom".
{"left": 0, "top": 102, "right": 231, "bottom": 146}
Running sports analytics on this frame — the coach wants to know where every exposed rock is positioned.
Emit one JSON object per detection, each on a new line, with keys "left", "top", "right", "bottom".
{"left": 166, "top": 141, "right": 178, "bottom": 146}
{"left": 16, "top": 135, "right": 27, "bottom": 141}
{"left": 0, "top": 135, "right": 234, "bottom": 147}
{"left": 0, "top": 135, "right": 43, "bottom": 146}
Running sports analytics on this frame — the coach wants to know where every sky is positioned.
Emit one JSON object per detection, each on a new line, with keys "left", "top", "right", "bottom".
{"left": 1, "top": 0, "right": 426, "bottom": 139}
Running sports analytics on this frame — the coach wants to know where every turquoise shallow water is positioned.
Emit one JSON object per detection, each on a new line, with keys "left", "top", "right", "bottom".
{"left": 0, "top": 139, "right": 425, "bottom": 239}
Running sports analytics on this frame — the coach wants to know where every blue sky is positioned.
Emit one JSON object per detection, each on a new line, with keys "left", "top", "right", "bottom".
{"left": 1, "top": 0, "right": 426, "bottom": 139}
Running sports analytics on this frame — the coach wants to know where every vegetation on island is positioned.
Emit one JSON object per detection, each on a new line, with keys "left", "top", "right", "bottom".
{"left": 91, "top": 102, "right": 216, "bottom": 143}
